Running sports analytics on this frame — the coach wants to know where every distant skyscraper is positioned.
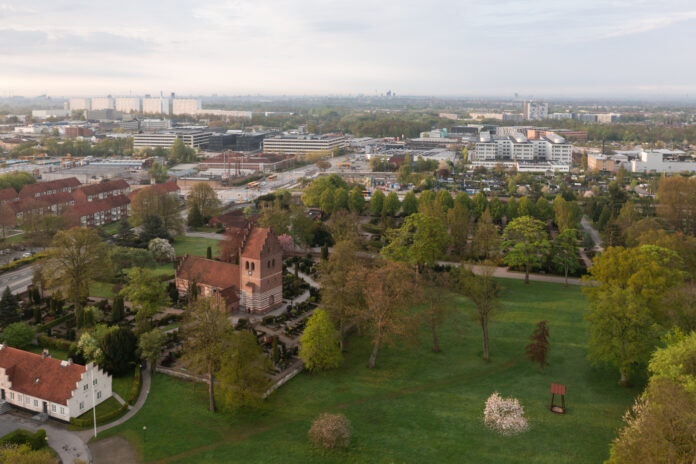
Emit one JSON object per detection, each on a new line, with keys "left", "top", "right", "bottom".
{"left": 91, "top": 97, "right": 115, "bottom": 110}
{"left": 172, "top": 98, "right": 202, "bottom": 115}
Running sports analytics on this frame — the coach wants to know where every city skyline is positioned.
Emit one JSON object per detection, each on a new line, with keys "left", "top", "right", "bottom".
{"left": 2, "top": 0, "right": 696, "bottom": 98}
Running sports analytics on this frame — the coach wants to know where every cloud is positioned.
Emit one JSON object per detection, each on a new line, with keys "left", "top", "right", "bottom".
{"left": 0, "top": 28, "right": 156, "bottom": 55}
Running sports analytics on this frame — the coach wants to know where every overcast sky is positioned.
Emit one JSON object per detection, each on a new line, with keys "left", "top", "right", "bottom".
{"left": 2, "top": 0, "right": 696, "bottom": 98}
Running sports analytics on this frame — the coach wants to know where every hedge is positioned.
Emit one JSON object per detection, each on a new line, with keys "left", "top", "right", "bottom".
{"left": 127, "top": 365, "right": 142, "bottom": 405}
{"left": 0, "top": 429, "right": 47, "bottom": 450}
{"left": 70, "top": 402, "right": 129, "bottom": 428}
{"left": 0, "top": 251, "right": 48, "bottom": 275}
{"left": 36, "top": 334, "right": 73, "bottom": 352}
{"left": 37, "top": 313, "right": 74, "bottom": 333}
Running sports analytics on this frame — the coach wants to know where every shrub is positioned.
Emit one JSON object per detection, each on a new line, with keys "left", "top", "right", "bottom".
{"left": 37, "top": 334, "right": 73, "bottom": 352}
{"left": 483, "top": 392, "right": 529, "bottom": 435}
{"left": 36, "top": 312, "right": 74, "bottom": 333}
{"left": 308, "top": 413, "right": 351, "bottom": 450}
{"left": 0, "top": 428, "right": 47, "bottom": 450}
{"left": 128, "top": 365, "right": 142, "bottom": 405}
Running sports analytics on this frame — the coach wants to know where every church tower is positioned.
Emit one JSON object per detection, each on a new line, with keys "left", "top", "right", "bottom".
{"left": 238, "top": 227, "right": 283, "bottom": 313}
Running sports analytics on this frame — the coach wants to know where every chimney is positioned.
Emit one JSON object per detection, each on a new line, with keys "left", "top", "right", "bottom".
{"left": 42, "top": 349, "right": 50, "bottom": 359}
{"left": 67, "top": 358, "right": 73, "bottom": 365}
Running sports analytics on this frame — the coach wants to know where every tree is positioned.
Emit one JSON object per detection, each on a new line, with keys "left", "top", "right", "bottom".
{"left": 421, "top": 269, "right": 452, "bottom": 353}
{"left": 187, "top": 183, "right": 221, "bottom": 221}
{"left": 502, "top": 216, "right": 550, "bottom": 284}
{"left": 139, "top": 215, "right": 171, "bottom": 244}
{"left": 148, "top": 238, "right": 175, "bottom": 262}
{"left": 138, "top": 329, "right": 165, "bottom": 374}
{"left": 320, "top": 189, "right": 334, "bottom": 214}
{"left": 1, "top": 322, "right": 35, "bottom": 349}
{"left": 169, "top": 137, "right": 196, "bottom": 163}
{"left": 457, "top": 263, "right": 501, "bottom": 361}
{"left": 489, "top": 196, "right": 504, "bottom": 223}
{"left": 218, "top": 330, "right": 270, "bottom": 409}
{"left": 435, "top": 190, "right": 454, "bottom": 212}
{"left": 302, "top": 174, "right": 348, "bottom": 207}
{"left": 99, "top": 327, "right": 137, "bottom": 375}
{"left": 551, "top": 229, "right": 580, "bottom": 285}
{"left": 401, "top": 191, "right": 418, "bottom": 216}
{"left": 348, "top": 260, "right": 417, "bottom": 368}
{"left": 472, "top": 192, "right": 487, "bottom": 219}
{"left": 42, "top": 228, "right": 110, "bottom": 309}
{"left": 369, "top": 190, "right": 385, "bottom": 216}
{"left": 187, "top": 204, "right": 204, "bottom": 227}
{"left": 472, "top": 208, "right": 500, "bottom": 260}
{"left": 348, "top": 186, "right": 365, "bottom": 213}
{"left": 182, "top": 297, "right": 233, "bottom": 412}
{"left": 525, "top": 321, "right": 550, "bottom": 372}
{"left": 319, "top": 240, "right": 362, "bottom": 350}
{"left": 648, "top": 330, "right": 696, "bottom": 394}
{"left": 657, "top": 175, "right": 696, "bottom": 235}
{"left": 447, "top": 202, "right": 470, "bottom": 258}
{"left": 381, "top": 213, "right": 448, "bottom": 273}
{"left": 148, "top": 161, "right": 169, "bottom": 183}
{"left": 111, "top": 296, "right": 125, "bottom": 323}
{"left": 553, "top": 196, "right": 582, "bottom": 232}
{"left": 120, "top": 268, "right": 170, "bottom": 333}
{"left": 0, "top": 443, "right": 58, "bottom": 463}
{"left": 115, "top": 219, "right": 137, "bottom": 246}
{"left": 130, "top": 189, "right": 184, "bottom": 236}
{"left": 333, "top": 187, "right": 349, "bottom": 212}
{"left": 0, "top": 286, "right": 19, "bottom": 328}
{"left": 326, "top": 210, "right": 360, "bottom": 243}
{"left": 299, "top": 308, "right": 343, "bottom": 372}
{"left": 534, "top": 197, "right": 553, "bottom": 221}
{"left": 0, "top": 203, "right": 16, "bottom": 240}
{"left": 382, "top": 191, "right": 401, "bottom": 217}
{"left": 316, "top": 160, "right": 331, "bottom": 172}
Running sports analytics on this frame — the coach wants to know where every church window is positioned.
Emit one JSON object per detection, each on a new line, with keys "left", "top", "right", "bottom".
{"left": 245, "top": 261, "right": 249, "bottom": 270}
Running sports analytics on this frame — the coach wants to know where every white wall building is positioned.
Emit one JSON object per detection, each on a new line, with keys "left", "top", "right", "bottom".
{"left": 31, "top": 109, "right": 68, "bottom": 119}
{"left": 172, "top": 99, "right": 202, "bottom": 115}
{"left": 69, "top": 98, "right": 91, "bottom": 111}
{"left": 523, "top": 101, "right": 548, "bottom": 120}
{"left": 143, "top": 97, "right": 171, "bottom": 115}
{"left": 472, "top": 131, "right": 572, "bottom": 172}
{"left": 115, "top": 97, "right": 142, "bottom": 113}
{"left": 263, "top": 134, "right": 346, "bottom": 156}
{"left": 0, "top": 345, "right": 112, "bottom": 421}
{"left": 91, "top": 97, "right": 115, "bottom": 111}
{"left": 630, "top": 150, "right": 696, "bottom": 173}
{"left": 133, "top": 130, "right": 210, "bottom": 149}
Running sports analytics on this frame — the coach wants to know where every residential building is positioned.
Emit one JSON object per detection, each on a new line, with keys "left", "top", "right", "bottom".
{"left": 64, "top": 127, "right": 94, "bottom": 138}
{"left": 72, "top": 179, "right": 130, "bottom": 203}
{"left": 19, "top": 178, "right": 81, "bottom": 200}
{"left": 142, "top": 97, "right": 170, "bottom": 115}
{"left": 115, "top": 97, "right": 142, "bottom": 113}
{"left": 523, "top": 101, "right": 548, "bottom": 120}
{"left": 471, "top": 131, "right": 572, "bottom": 172}
{"left": 133, "top": 130, "right": 210, "bottom": 149}
{"left": 141, "top": 119, "right": 172, "bottom": 131}
{"left": 630, "top": 150, "right": 696, "bottom": 173}
{"left": 31, "top": 109, "right": 68, "bottom": 119}
{"left": 0, "top": 344, "right": 112, "bottom": 421}
{"left": 91, "top": 97, "right": 115, "bottom": 111}
{"left": 13, "top": 192, "right": 76, "bottom": 220}
{"left": 64, "top": 195, "right": 130, "bottom": 227}
{"left": 175, "top": 225, "right": 283, "bottom": 314}
{"left": 195, "top": 109, "right": 252, "bottom": 119}
{"left": 69, "top": 98, "right": 91, "bottom": 111}
{"left": 172, "top": 99, "right": 202, "bottom": 115}
{"left": 85, "top": 109, "right": 122, "bottom": 121}
{"left": 262, "top": 133, "right": 346, "bottom": 156}
{"left": 0, "top": 189, "right": 18, "bottom": 204}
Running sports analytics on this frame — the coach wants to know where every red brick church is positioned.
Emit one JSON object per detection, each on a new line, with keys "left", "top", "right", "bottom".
{"left": 175, "top": 225, "right": 283, "bottom": 314}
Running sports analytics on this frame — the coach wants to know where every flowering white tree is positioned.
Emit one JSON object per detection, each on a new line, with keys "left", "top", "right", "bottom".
{"left": 148, "top": 238, "right": 175, "bottom": 262}
{"left": 483, "top": 392, "right": 529, "bottom": 435}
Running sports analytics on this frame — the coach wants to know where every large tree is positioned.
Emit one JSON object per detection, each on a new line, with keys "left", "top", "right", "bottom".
{"left": 472, "top": 208, "right": 500, "bottom": 260}
{"left": 130, "top": 188, "right": 184, "bottom": 235}
{"left": 299, "top": 308, "right": 343, "bottom": 371}
{"left": 169, "top": 137, "right": 196, "bottom": 163}
{"left": 551, "top": 228, "right": 580, "bottom": 285}
{"left": 502, "top": 216, "right": 550, "bottom": 283}
{"left": 0, "top": 286, "right": 19, "bottom": 328}
{"left": 381, "top": 213, "right": 448, "bottom": 273}
{"left": 42, "top": 227, "right": 110, "bottom": 309}
{"left": 369, "top": 190, "right": 385, "bottom": 216}
{"left": 447, "top": 202, "right": 470, "bottom": 258}
{"left": 382, "top": 191, "right": 401, "bottom": 217}
{"left": 348, "top": 186, "right": 365, "bottom": 213}
{"left": 99, "top": 327, "right": 138, "bottom": 376}
{"left": 138, "top": 329, "right": 165, "bottom": 374}
{"left": 457, "top": 262, "right": 501, "bottom": 361}
{"left": 553, "top": 196, "right": 582, "bottom": 233}
{"left": 181, "top": 297, "right": 233, "bottom": 412}
{"left": 401, "top": 191, "right": 418, "bottom": 216}
{"left": 657, "top": 175, "right": 696, "bottom": 235}
{"left": 218, "top": 330, "right": 270, "bottom": 410}
{"left": 1, "top": 322, "right": 35, "bottom": 349}
{"left": 120, "top": 268, "right": 170, "bottom": 333}
{"left": 187, "top": 183, "right": 221, "bottom": 223}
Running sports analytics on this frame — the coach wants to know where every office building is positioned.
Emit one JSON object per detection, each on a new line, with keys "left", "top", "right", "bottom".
{"left": 141, "top": 119, "right": 172, "bottom": 131}
{"left": 143, "top": 97, "right": 170, "bottom": 115}
{"left": 133, "top": 130, "right": 210, "bottom": 149}
{"left": 31, "top": 109, "right": 68, "bottom": 119}
{"left": 115, "top": 97, "right": 142, "bottom": 113}
{"left": 523, "top": 101, "right": 548, "bottom": 120}
{"left": 69, "top": 98, "right": 91, "bottom": 111}
{"left": 91, "top": 97, "right": 115, "bottom": 111}
{"left": 172, "top": 99, "right": 202, "bottom": 116}
{"left": 472, "top": 131, "right": 572, "bottom": 172}
{"left": 262, "top": 134, "right": 346, "bottom": 156}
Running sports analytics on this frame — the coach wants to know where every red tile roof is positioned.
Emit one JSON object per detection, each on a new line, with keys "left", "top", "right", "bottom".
{"left": 128, "top": 181, "right": 179, "bottom": 200}
{"left": 176, "top": 255, "right": 240, "bottom": 291}
{"left": 73, "top": 179, "right": 129, "bottom": 197}
{"left": 12, "top": 192, "right": 75, "bottom": 214}
{"left": 0, "top": 188, "right": 18, "bottom": 202}
{"left": 0, "top": 345, "right": 87, "bottom": 405}
{"left": 64, "top": 195, "right": 129, "bottom": 218}
{"left": 209, "top": 210, "right": 258, "bottom": 229}
{"left": 240, "top": 227, "right": 281, "bottom": 258}
{"left": 19, "top": 178, "right": 81, "bottom": 198}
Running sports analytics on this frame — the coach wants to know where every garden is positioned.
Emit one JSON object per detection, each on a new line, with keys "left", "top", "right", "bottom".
{"left": 95, "top": 278, "right": 637, "bottom": 463}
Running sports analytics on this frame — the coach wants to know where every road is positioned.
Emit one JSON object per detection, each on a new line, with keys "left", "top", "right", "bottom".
{"left": 580, "top": 215, "right": 603, "bottom": 251}
{"left": 0, "top": 264, "right": 37, "bottom": 295}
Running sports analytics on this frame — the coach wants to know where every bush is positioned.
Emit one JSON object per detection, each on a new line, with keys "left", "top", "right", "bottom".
{"left": 36, "top": 312, "right": 74, "bottom": 333}
{"left": 128, "top": 365, "right": 142, "bottom": 405}
{"left": 308, "top": 413, "right": 351, "bottom": 450}
{"left": 36, "top": 334, "right": 72, "bottom": 352}
{"left": 483, "top": 392, "right": 529, "bottom": 435}
{"left": 0, "top": 429, "right": 47, "bottom": 450}
{"left": 1, "top": 322, "right": 35, "bottom": 349}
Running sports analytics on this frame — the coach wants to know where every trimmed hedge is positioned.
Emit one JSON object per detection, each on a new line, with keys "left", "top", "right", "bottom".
{"left": 36, "top": 334, "right": 73, "bottom": 352}
{"left": 127, "top": 365, "right": 142, "bottom": 405}
{"left": 0, "top": 429, "right": 47, "bottom": 450}
{"left": 70, "top": 403, "right": 128, "bottom": 428}
{"left": 37, "top": 313, "right": 74, "bottom": 333}
{"left": 0, "top": 251, "right": 48, "bottom": 275}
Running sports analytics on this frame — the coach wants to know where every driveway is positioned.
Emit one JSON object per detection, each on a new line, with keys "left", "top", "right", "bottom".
{"left": 0, "top": 411, "right": 90, "bottom": 463}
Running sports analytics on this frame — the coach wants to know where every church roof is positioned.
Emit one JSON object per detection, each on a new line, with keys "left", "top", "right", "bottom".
{"left": 176, "top": 255, "right": 239, "bottom": 290}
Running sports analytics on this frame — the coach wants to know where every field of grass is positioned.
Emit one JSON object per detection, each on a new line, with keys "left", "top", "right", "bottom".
{"left": 112, "top": 369, "right": 137, "bottom": 401}
{"left": 27, "top": 345, "right": 69, "bottom": 361}
{"left": 172, "top": 236, "right": 222, "bottom": 258}
{"left": 97, "top": 279, "right": 638, "bottom": 463}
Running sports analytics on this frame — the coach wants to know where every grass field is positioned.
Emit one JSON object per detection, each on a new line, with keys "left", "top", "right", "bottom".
{"left": 172, "top": 236, "right": 222, "bottom": 258}
{"left": 27, "top": 345, "right": 69, "bottom": 361}
{"left": 97, "top": 279, "right": 638, "bottom": 463}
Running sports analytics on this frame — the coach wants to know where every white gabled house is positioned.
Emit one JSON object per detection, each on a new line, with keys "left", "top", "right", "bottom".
{"left": 0, "top": 344, "right": 112, "bottom": 421}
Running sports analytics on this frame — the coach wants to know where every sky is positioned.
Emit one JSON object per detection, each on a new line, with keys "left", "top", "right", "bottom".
{"left": 2, "top": 0, "right": 696, "bottom": 99}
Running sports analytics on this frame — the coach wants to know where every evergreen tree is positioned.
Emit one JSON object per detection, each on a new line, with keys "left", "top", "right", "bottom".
{"left": 369, "top": 190, "right": 385, "bottom": 216}
{"left": 187, "top": 204, "right": 204, "bottom": 227}
{"left": 0, "top": 286, "right": 19, "bottom": 327}
{"left": 525, "top": 321, "right": 550, "bottom": 372}
{"left": 111, "top": 296, "right": 125, "bottom": 323}
{"left": 206, "top": 246, "right": 212, "bottom": 260}
{"left": 348, "top": 187, "right": 365, "bottom": 213}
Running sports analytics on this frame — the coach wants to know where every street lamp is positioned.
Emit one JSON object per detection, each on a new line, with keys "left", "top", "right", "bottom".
{"left": 143, "top": 425, "right": 147, "bottom": 452}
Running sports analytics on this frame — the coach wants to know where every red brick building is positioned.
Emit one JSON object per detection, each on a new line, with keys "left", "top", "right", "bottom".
{"left": 63, "top": 195, "right": 130, "bottom": 227}
{"left": 72, "top": 179, "right": 130, "bottom": 203}
{"left": 19, "top": 177, "right": 81, "bottom": 200}
{"left": 175, "top": 225, "right": 283, "bottom": 314}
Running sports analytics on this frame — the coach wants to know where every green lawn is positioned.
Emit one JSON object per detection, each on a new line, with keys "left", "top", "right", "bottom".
{"left": 89, "top": 281, "right": 116, "bottom": 299}
{"left": 96, "top": 279, "right": 638, "bottom": 463}
{"left": 76, "top": 396, "right": 122, "bottom": 420}
{"left": 172, "top": 236, "right": 222, "bottom": 258}
{"left": 27, "top": 345, "right": 69, "bottom": 361}
{"left": 112, "top": 369, "right": 137, "bottom": 401}
{"left": 100, "top": 222, "right": 121, "bottom": 236}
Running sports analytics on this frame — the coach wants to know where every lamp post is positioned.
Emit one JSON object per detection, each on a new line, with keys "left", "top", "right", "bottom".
{"left": 142, "top": 425, "right": 147, "bottom": 454}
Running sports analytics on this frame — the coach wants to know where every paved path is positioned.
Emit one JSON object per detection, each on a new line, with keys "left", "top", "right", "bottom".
{"left": 0, "top": 411, "right": 90, "bottom": 464}
{"left": 184, "top": 231, "right": 224, "bottom": 240}
{"left": 76, "top": 362, "right": 152, "bottom": 442}
{"left": 581, "top": 215, "right": 603, "bottom": 251}
{"left": 441, "top": 262, "right": 583, "bottom": 285}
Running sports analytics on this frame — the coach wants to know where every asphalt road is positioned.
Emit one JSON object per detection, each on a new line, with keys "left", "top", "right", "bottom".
{"left": 0, "top": 264, "right": 37, "bottom": 295}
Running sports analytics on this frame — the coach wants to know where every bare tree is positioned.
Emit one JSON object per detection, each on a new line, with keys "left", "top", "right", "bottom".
{"left": 457, "top": 262, "right": 502, "bottom": 361}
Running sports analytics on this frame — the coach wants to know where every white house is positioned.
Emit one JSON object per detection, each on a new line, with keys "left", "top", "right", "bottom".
{"left": 0, "top": 344, "right": 112, "bottom": 421}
